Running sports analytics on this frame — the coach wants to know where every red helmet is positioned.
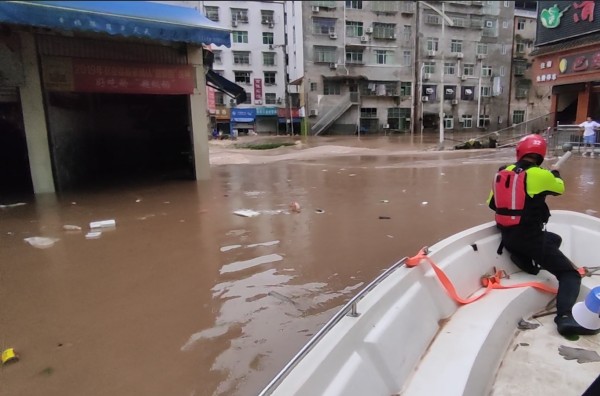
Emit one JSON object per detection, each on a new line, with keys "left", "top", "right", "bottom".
{"left": 516, "top": 134, "right": 547, "bottom": 162}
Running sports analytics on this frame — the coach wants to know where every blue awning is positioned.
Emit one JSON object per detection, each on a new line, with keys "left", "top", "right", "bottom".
{"left": 0, "top": 1, "right": 231, "bottom": 47}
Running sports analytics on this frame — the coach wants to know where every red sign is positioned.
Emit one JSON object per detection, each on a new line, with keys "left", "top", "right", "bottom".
{"left": 207, "top": 86, "right": 216, "bottom": 113}
{"left": 277, "top": 108, "right": 301, "bottom": 118}
{"left": 72, "top": 59, "right": 195, "bottom": 95}
{"left": 253, "top": 78, "right": 263, "bottom": 101}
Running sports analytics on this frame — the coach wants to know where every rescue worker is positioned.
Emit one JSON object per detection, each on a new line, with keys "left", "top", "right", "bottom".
{"left": 487, "top": 134, "right": 598, "bottom": 336}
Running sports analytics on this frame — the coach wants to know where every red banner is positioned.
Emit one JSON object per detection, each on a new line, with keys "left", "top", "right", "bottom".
{"left": 277, "top": 107, "right": 301, "bottom": 118}
{"left": 253, "top": 78, "right": 263, "bottom": 101}
{"left": 207, "top": 86, "right": 216, "bottom": 113}
{"left": 72, "top": 59, "right": 195, "bottom": 95}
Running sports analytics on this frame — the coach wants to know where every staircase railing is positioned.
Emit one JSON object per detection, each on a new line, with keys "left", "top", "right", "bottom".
{"left": 311, "top": 92, "right": 358, "bottom": 136}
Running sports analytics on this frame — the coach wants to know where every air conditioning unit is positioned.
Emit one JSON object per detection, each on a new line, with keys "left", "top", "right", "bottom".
{"left": 360, "top": 35, "right": 368, "bottom": 42}
{"left": 312, "top": 6, "right": 320, "bottom": 12}
{"left": 277, "top": 97, "right": 283, "bottom": 104}
{"left": 451, "top": 99, "right": 459, "bottom": 105}
{"left": 421, "top": 96, "right": 429, "bottom": 102}
{"left": 309, "top": 109, "right": 318, "bottom": 116}
{"left": 427, "top": 50, "right": 436, "bottom": 57}
{"left": 232, "top": 20, "right": 238, "bottom": 27}
{"left": 456, "top": 52, "right": 464, "bottom": 59}
{"left": 477, "top": 54, "right": 486, "bottom": 60}
{"left": 269, "top": 22, "right": 274, "bottom": 28}
{"left": 255, "top": 100, "right": 262, "bottom": 105}
{"left": 329, "top": 32, "right": 337, "bottom": 39}
{"left": 405, "top": 118, "right": 411, "bottom": 122}
{"left": 365, "top": 27, "right": 373, "bottom": 34}
{"left": 329, "top": 63, "right": 337, "bottom": 69}
{"left": 423, "top": 73, "right": 431, "bottom": 80}
{"left": 383, "top": 124, "right": 390, "bottom": 129}
{"left": 461, "top": 75, "right": 468, "bottom": 81}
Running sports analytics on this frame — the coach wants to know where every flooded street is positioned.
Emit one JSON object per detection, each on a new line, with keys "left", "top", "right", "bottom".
{"left": 1, "top": 136, "right": 599, "bottom": 396}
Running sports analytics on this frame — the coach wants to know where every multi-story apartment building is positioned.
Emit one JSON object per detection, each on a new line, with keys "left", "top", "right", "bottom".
{"left": 160, "top": 1, "right": 290, "bottom": 135}
{"left": 300, "top": 1, "right": 519, "bottom": 136}
{"left": 509, "top": 6, "right": 551, "bottom": 128}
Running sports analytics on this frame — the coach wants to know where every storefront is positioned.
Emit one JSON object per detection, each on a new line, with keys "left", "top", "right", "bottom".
{"left": 256, "top": 106, "right": 278, "bottom": 134}
{"left": 0, "top": 1, "right": 232, "bottom": 194}
{"left": 231, "top": 108, "right": 257, "bottom": 137}
{"left": 531, "top": 1, "right": 600, "bottom": 125}
{"left": 277, "top": 107, "right": 302, "bottom": 135}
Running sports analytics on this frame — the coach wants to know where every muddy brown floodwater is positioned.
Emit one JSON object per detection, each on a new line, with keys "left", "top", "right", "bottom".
{"left": 1, "top": 136, "right": 599, "bottom": 396}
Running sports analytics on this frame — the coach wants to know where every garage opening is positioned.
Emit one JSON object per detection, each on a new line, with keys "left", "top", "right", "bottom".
{"left": 46, "top": 91, "right": 193, "bottom": 192}
{"left": 0, "top": 99, "right": 33, "bottom": 199}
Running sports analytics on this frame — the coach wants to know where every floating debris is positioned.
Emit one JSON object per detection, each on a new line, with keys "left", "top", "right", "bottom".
{"left": 379, "top": 216, "right": 391, "bottom": 220}
{"left": 289, "top": 202, "right": 301, "bottom": 213}
{"left": 1, "top": 348, "right": 19, "bottom": 365}
{"left": 517, "top": 319, "right": 540, "bottom": 330}
{"left": 89, "top": 219, "right": 116, "bottom": 229}
{"left": 380, "top": 200, "right": 389, "bottom": 203}
{"left": 233, "top": 209, "right": 260, "bottom": 217}
{"left": 24, "top": 237, "right": 59, "bottom": 249}
{"left": 62, "top": 225, "right": 82, "bottom": 231}
{"left": 85, "top": 231, "right": 102, "bottom": 240}
{"left": 315, "top": 209, "right": 325, "bottom": 214}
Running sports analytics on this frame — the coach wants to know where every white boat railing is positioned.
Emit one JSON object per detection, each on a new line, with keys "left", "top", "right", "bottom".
{"left": 258, "top": 255, "right": 411, "bottom": 396}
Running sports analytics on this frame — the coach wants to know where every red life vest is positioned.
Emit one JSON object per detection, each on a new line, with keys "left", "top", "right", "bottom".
{"left": 493, "top": 166, "right": 527, "bottom": 227}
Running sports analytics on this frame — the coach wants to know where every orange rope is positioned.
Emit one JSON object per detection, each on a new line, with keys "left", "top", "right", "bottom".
{"left": 406, "top": 247, "right": 557, "bottom": 305}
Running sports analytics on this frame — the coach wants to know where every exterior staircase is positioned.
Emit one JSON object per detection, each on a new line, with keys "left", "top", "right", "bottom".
{"left": 311, "top": 92, "right": 359, "bottom": 136}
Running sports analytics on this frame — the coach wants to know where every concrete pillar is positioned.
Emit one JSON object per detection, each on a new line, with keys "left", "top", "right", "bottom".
{"left": 575, "top": 83, "right": 592, "bottom": 124}
{"left": 18, "top": 31, "right": 55, "bottom": 193}
{"left": 187, "top": 45, "right": 210, "bottom": 181}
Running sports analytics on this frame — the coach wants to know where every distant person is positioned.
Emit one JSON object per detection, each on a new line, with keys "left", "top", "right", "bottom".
{"left": 578, "top": 116, "right": 600, "bottom": 157}
{"left": 487, "top": 134, "right": 598, "bottom": 336}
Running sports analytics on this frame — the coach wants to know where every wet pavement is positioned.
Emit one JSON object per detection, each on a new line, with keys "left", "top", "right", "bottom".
{"left": 1, "top": 136, "right": 599, "bottom": 396}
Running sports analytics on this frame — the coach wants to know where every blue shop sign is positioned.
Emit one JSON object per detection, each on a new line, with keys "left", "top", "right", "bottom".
{"left": 256, "top": 107, "right": 278, "bottom": 116}
{"left": 231, "top": 108, "right": 256, "bottom": 123}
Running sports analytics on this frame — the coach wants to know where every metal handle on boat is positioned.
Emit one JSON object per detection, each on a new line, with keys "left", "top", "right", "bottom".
{"left": 258, "top": 256, "right": 409, "bottom": 396}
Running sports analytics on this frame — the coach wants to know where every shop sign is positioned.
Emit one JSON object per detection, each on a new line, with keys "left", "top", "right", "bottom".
{"left": 231, "top": 107, "right": 256, "bottom": 123}
{"left": 253, "top": 78, "right": 262, "bottom": 101}
{"left": 536, "top": 48, "right": 600, "bottom": 82}
{"left": 42, "top": 56, "right": 195, "bottom": 94}
{"left": 207, "top": 86, "right": 216, "bottom": 113}
{"left": 537, "top": 1, "right": 600, "bottom": 46}
{"left": 277, "top": 107, "right": 301, "bottom": 118}
{"left": 256, "top": 106, "right": 277, "bottom": 116}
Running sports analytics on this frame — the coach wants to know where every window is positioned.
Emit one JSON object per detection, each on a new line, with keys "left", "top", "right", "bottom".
{"left": 476, "top": 43, "right": 488, "bottom": 55}
{"left": 372, "top": 23, "right": 396, "bottom": 39}
{"left": 313, "top": 17, "right": 336, "bottom": 35}
{"left": 461, "top": 114, "right": 473, "bottom": 128}
{"left": 444, "top": 62, "right": 455, "bottom": 75}
{"left": 346, "top": 49, "right": 364, "bottom": 64}
{"left": 264, "top": 72, "right": 276, "bottom": 85}
{"left": 310, "top": 82, "right": 318, "bottom": 92}
{"left": 234, "top": 71, "right": 251, "bottom": 84}
{"left": 480, "top": 86, "right": 491, "bottom": 97}
{"left": 244, "top": 91, "right": 252, "bottom": 104}
{"left": 463, "top": 63, "right": 475, "bottom": 76}
{"left": 375, "top": 50, "right": 394, "bottom": 65}
{"left": 402, "top": 25, "right": 411, "bottom": 42}
{"left": 400, "top": 82, "right": 412, "bottom": 96}
{"left": 482, "top": 65, "right": 492, "bottom": 77}
{"left": 516, "top": 41, "right": 526, "bottom": 53}
{"left": 427, "top": 37, "right": 439, "bottom": 51}
{"left": 261, "top": 10, "right": 274, "bottom": 24}
{"left": 425, "top": 14, "right": 441, "bottom": 25}
{"left": 345, "top": 21, "right": 363, "bottom": 37}
{"left": 516, "top": 85, "right": 528, "bottom": 99}
{"left": 233, "top": 51, "right": 251, "bottom": 65}
{"left": 314, "top": 46, "right": 337, "bottom": 63}
{"left": 424, "top": 62, "right": 435, "bottom": 74}
{"left": 372, "top": 1, "right": 399, "bottom": 13}
{"left": 265, "top": 93, "right": 277, "bottom": 105}
{"left": 501, "top": 44, "right": 507, "bottom": 55}
{"left": 513, "top": 110, "right": 525, "bottom": 124}
{"left": 215, "top": 92, "right": 225, "bottom": 105}
{"left": 213, "top": 50, "right": 222, "bottom": 64}
{"left": 514, "top": 62, "right": 527, "bottom": 76}
{"left": 324, "top": 81, "right": 341, "bottom": 95}
{"left": 263, "top": 52, "right": 276, "bottom": 66}
{"left": 360, "top": 108, "right": 377, "bottom": 118}
{"left": 517, "top": 18, "right": 525, "bottom": 30}
{"left": 402, "top": 50, "right": 411, "bottom": 67}
{"left": 444, "top": 116, "right": 454, "bottom": 129}
{"left": 502, "top": 20, "right": 509, "bottom": 29}
{"left": 232, "top": 31, "right": 248, "bottom": 43}
{"left": 262, "top": 33, "right": 275, "bottom": 45}
{"left": 205, "top": 6, "right": 219, "bottom": 22}
{"left": 478, "top": 114, "right": 490, "bottom": 127}
{"left": 451, "top": 40, "right": 463, "bottom": 53}
{"left": 387, "top": 107, "right": 410, "bottom": 130}
{"left": 346, "top": 1, "right": 362, "bottom": 9}
{"left": 231, "top": 8, "right": 249, "bottom": 23}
